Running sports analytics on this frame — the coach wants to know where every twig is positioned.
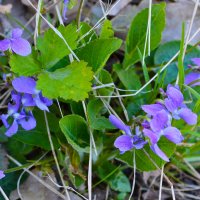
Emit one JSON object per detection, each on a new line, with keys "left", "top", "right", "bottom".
{"left": 158, "top": 166, "right": 164, "bottom": 200}
{"left": 46, "top": 173, "right": 88, "bottom": 200}
{"left": 34, "top": 0, "right": 42, "bottom": 46}
{"left": 81, "top": 101, "right": 96, "bottom": 200}
{"left": 54, "top": 0, "right": 64, "bottom": 25}
{"left": 44, "top": 111, "right": 71, "bottom": 200}
{"left": 143, "top": 149, "right": 176, "bottom": 200}
{"left": 56, "top": 99, "right": 64, "bottom": 118}
{"left": 0, "top": 187, "right": 9, "bottom": 200}
{"left": 16, "top": 153, "right": 48, "bottom": 199}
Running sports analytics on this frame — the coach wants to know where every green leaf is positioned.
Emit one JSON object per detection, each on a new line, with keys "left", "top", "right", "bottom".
{"left": 100, "top": 20, "right": 114, "bottom": 38}
{"left": 33, "top": 110, "right": 60, "bottom": 133}
{"left": 37, "top": 61, "right": 93, "bottom": 101}
{"left": 124, "top": 3, "right": 166, "bottom": 68}
{"left": 97, "top": 161, "right": 131, "bottom": 193}
{"left": 116, "top": 137, "right": 176, "bottom": 171}
{"left": 37, "top": 24, "right": 78, "bottom": 69}
{"left": 114, "top": 64, "right": 141, "bottom": 90}
{"left": 5, "top": 139, "right": 33, "bottom": 162}
{"left": 12, "top": 129, "right": 60, "bottom": 151}
{"left": 0, "top": 56, "right": 8, "bottom": 65}
{"left": 117, "top": 193, "right": 128, "bottom": 200}
{"left": 10, "top": 50, "right": 41, "bottom": 76}
{"left": 0, "top": 127, "right": 8, "bottom": 143}
{"left": 87, "top": 99, "right": 115, "bottom": 130}
{"left": 70, "top": 101, "right": 85, "bottom": 117}
{"left": 59, "top": 115, "right": 90, "bottom": 153}
{"left": 76, "top": 38, "right": 122, "bottom": 73}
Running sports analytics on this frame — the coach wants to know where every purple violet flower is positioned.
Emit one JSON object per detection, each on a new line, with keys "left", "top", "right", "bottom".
{"left": 109, "top": 114, "right": 147, "bottom": 153}
{"left": 0, "top": 76, "right": 53, "bottom": 137}
{"left": 63, "top": 0, "right": 69, "bottom": 21}
{"left": 0, "top": 28, "right": 31, "bottom": 56}
{"left": 0, "top": 170, "right": 5, "bottom": 179}
{"left": 0, "top": 91, "right": 34, "bottom": 137}
{"left": 142, "top": 85, "right": 197, "bottom": 125}
{"left": 12, "top": 77, "right": 53, "bottom": 112}
{"left": 164, "top": 85, "right": 197, "bottom": 125}
{"left": 143, "top": 110, "right": 184, "bottom": 162}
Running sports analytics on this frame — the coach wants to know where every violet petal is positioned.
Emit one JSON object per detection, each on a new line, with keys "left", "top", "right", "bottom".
{"left": 8, "top": 91, "right": 21, "bottom": 114}
{"left": 40, "top": 95, "right": 53, "bottom": 106}
{"left": 150, "top": 110, "right": 169, "bottom": 132}
{"left": 34, "top": 94, "right": 50, "bottom": 111}
{"left": 0, "top": 39, "right": 10, "bottom": 51}
{"left": 12, "top": 77, "right": 36, "bottom": 94}
{"left": 109, "top": 114, "right": 131, "bottom": 136}
{"left": 21, "top": 94, "right": 35, "bottom": 107}
{"left": 5, "top": 119, "right": 18, "bottom": 137}
{"left": 0, "top": 114, "right": 9, "bottom": 128}
{"left": 164, "top": 98, "right": 177, "bottom": 113}
{"left": 18, "top": 112, "right": 36, "bottom": 130}
{"left": 114, "top": 135, "right": 133, "bottom": 152}
{"left": 163, "top": 127, "right": 184, "bottom": 144}
{"left": 62, "top": 0, "right": 69, "bottom": 20}
{"left": 178, "top": 108, "right": 197, "bottom": 125}
{"left": 12, "top": 28, "right": 23, "bottom": 38}
{"left": 0, "top": 170, "right": 5, "bottom": 179}
{"left": 185, "top": 72, "right": 200, "bottom": 86}
{"left": 11, "top": 38, "right": 31, "bottom": 56}
{"left": 150, "top": 144, "right": 169, "bottom": 162}
{"left": 141, "top": 104, "right": 164, "bottom": 116}
{"left": 191, "top": 58, "right": 200, "bottom": 66}
{"left": 143, "top": 128, "right": 159, "bottom": 144}
{"left": 166, "top": 85, "right": 184, "bottom": 108}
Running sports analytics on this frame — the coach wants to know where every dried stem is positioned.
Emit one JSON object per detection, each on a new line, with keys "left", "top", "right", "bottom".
{"left": 44, "top": 111, "right": 71, "bottom": 200}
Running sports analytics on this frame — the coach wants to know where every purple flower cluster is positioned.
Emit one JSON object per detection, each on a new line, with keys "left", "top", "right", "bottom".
{"left": 142, "top": 85, "right": 197, "bottom": 161}
{"left": 0, "top": 170, "right": 5, "bottom": 179}
{"left": 0, "top": 28, "right": 31, "bottom": 56}
{"left": 0, "top": 77, "right": 52, "bottom": 137}
{"left": 109, "top": 85, "right": 197, "bottom": 162}
{"left": 109, "top": 115, "right": 147, "bottom": 153}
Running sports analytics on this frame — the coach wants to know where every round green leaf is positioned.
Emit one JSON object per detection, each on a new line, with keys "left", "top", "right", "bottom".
{"left": 59, "top": 115, "right": 90, "bottom": 153}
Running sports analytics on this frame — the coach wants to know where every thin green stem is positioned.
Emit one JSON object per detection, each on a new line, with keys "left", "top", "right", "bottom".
{"left": 76, "top": 0, "right": 85, "bottom": 29}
